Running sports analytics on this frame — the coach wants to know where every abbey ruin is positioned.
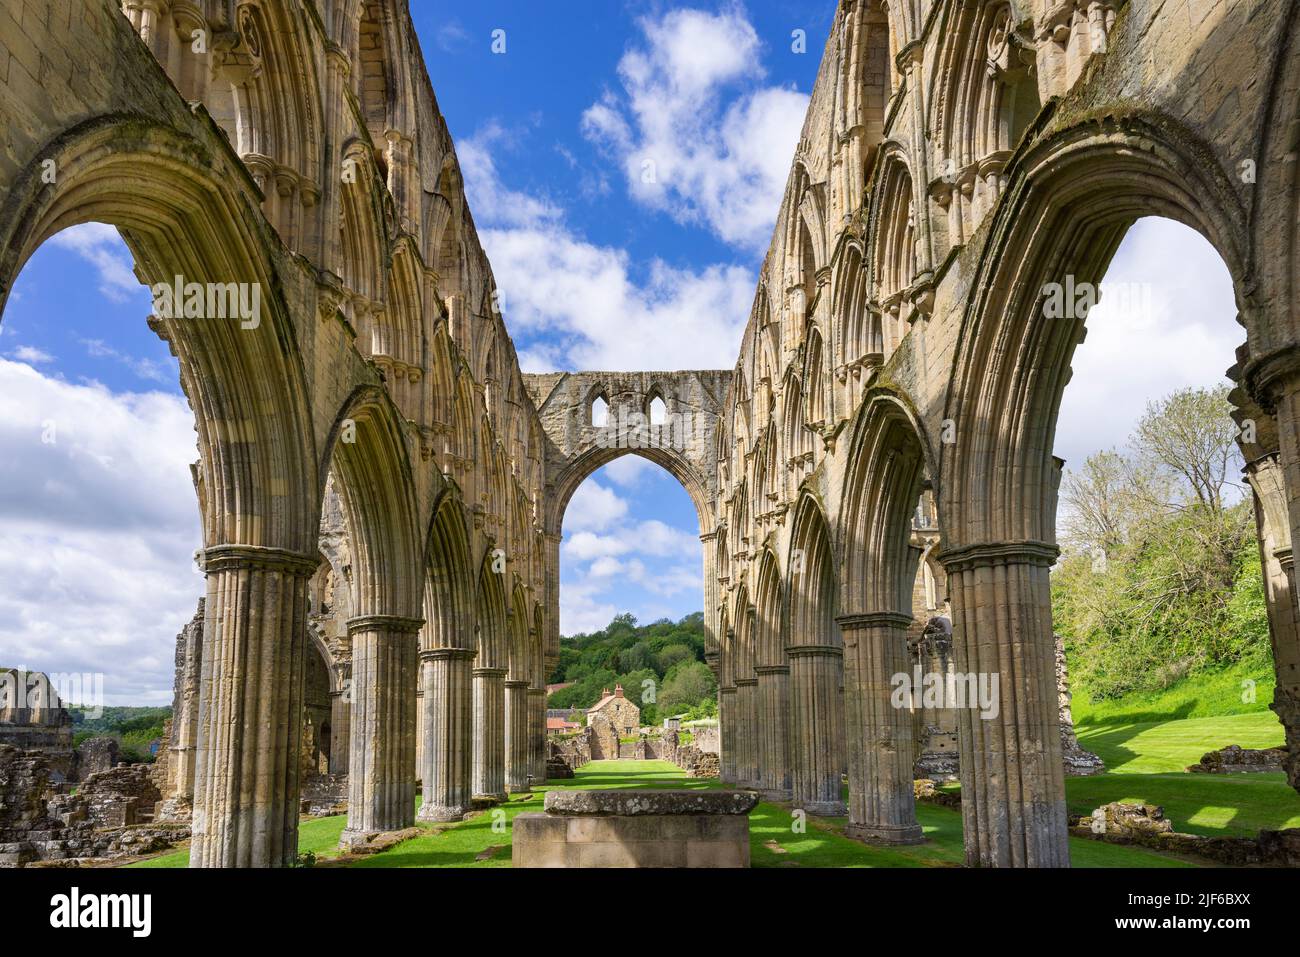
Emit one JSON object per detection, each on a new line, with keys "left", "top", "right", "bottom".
{"left": 0, "top": 0, "right": 1296, "bottom": 868}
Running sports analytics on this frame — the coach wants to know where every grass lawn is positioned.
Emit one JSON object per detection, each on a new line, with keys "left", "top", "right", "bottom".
{"left": 128, "top": 705, "right": 1299, "bottom": 869}
{"left": 1075, "top": 711, "right": 1285, "bottom": 773}
{"left": 345, "top": 760, "right": 1196, "bottom": 869}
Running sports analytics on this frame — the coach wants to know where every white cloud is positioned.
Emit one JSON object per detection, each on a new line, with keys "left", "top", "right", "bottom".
{"left": 458, "top": 123, "right": 563, "bottom": 230}
{"left": 0, "top": 359, "right": 202, "bottom": 704}
{"left": 563, "top": 518, "right": 699, "bottom": 561}
{"left": 602, "top": 455, "right": 654, "bottom": 487}
{"left": 565, "top": 479, "right": 629, "bottom": 531}
{"left": 1053, "top": 217, "right": 1240, "bottom": 470}
{"left": 437, "top": 21, "right": 469, "bottom": 53}
{"left": 480, "top": 224, "right": 753, "bottom": 370}
{"left": 80, "top": 337, "right": 171, "bottom": 384}
{"left": 10, "top": 345, "right": 53, "bottom": 364}
{"left": 48, "top": 223, "right": 144, "bottom": 303}
{"left": 581, "top": 7, "right": 809, "bottom": 251}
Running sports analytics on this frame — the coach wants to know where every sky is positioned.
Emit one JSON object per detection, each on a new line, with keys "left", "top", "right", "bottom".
{"left": 0, "top": 3, "right": 1241, "bottom": 703}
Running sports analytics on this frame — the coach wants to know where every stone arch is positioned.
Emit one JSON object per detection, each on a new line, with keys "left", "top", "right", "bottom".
{"left": 0, "top": 118, "right": 328, "bottom": 868}
{"left": 549, "top": 447, "right": 713, "bottom": 539}
{"left": 930, "top": 0, "right": 1040, "bottom": 245}
{"left": 868, "top": 147, "right": 919, "bottom": 344}
{"left": 472, "top": 549, "right": 509, "bottom": 802}
{"left": 753, "top": 547, "right": 791, "bottom": 800}
{"left": 834, "top": 0, "right": 891, "bottom": 202}
{"left": 224, "top": 0, "right": 325, "bottom": 249}
{"left": 730, "top": 584, "right": 757, "bottom": 789}
{"left": 786, "top": 491, "right": 846, "bottom": 815}
{"left": 0, "top": 118, "right": 318, "bottom": 554}
{"left": 321, "top": 385, "right": 423, "bottom": 844}
{"left": 837, "top": 388, "right": 931, "bottom": 846}
{"left": 941, "top": 117, "right": 1252, "bottom": 868}
{"left": 320, "top": 386, "right": 422, "bottom": 620}
{"left": 942, "top": 118, "right": 1250, "bottom": 550}
{"left": 830, "top": 235, "right": 879, "bottom": 380}
{"left": 503, "top": 581, "right": 533, "bottom": 793}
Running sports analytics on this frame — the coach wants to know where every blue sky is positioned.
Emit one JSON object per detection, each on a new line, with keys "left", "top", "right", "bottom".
{"left": 0, "top": 3, "right": 1240, "bottom": 702}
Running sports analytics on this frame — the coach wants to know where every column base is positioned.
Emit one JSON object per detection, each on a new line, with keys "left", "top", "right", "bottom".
{"left": 339, "top": 827, "right": 385, "bottom": 849}
{"left": 471, "top": 793, "right": 507, "bottom": 807}
{"left": 506, "top": 784, "right": 532, "bottom": 795}
{"left": 759, "top": 788, "right": 793, "bottom": 803}
{"left": 844, "top": 821, "right": 925, "bottom": 845}
{"left": 416, "top": 803, "right": 469, "bottom": 823}
{"left": 798, "top": 800, "right": 848, "bottom": 817}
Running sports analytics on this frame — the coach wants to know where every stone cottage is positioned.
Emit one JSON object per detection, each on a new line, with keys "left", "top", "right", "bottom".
{"left": 586, "top": 687, "right": 640, "bottom": 760}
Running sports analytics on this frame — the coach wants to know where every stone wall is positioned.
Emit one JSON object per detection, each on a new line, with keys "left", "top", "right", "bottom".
{"left": 0, "top": 743, "right": 184, "bottom": 867}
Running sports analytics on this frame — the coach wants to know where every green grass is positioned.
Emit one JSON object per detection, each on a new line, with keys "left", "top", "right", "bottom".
{"left": 125, "top": 813, "right": 349, "bottom": 869}
{"left": 126, "top": 700, "right": 1299, "bottom": 869}
{"left": 347, "top": 760, "right": 1196, "bottom": 869}
{"left": 1075, "top": 711, "right": 1284, "bottom": 773}
{"left": 1072, "top": 658, "right": 1277, "bottom": 725}
{"left": 1064, "top": 771, "right": 1300, "bottom": 837}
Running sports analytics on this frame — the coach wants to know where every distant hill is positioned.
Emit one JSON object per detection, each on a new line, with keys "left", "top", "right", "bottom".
{"left": 547, "top": 612, "right": 716, "bottom": 726}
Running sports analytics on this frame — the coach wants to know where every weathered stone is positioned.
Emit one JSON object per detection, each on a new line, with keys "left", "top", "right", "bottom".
{"left": 1186, "top": 744, "right": 1288, "bottom": 774}
{"left": 543, "top": 789, "right": 758, "bottom": 816}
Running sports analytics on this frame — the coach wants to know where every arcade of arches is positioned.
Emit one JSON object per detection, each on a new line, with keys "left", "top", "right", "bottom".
{"left": 1, "top": 0, "right": 1297, "bottom": 868}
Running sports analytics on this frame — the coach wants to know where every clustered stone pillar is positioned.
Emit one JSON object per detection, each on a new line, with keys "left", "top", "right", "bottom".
{"left": 732, "top": 677, "right": 758, "bottom": 788}
{"left": 946, "top": 545, "right": 1069, "bottom": 867}
{"left": 504, "top": 679, "right": 531, "bottom": 794}
{"left": 755, "top": 664, "right": 791, "bottom": 801}
{"left": 190, "top": 545, "right": 317, "bottom": 868}
{"left": 341, "top": 614, "right": 423, "bottom": 846}
{"left": 840, "top": 613, "right": 922, "bottom": 843}
{"left": 328, "top": 683, "right": 350, "bottom": 775}
{"left": 787, "top": 644, "right": 847, "bottom": 815}
{"left": 528, "top": 687, "right": 547, "bottom": 784}
{"left": 167, "top": 599, "right": 204, "bottom": 809}
{"left": 719, "top": 684, "right": 737, "bottom": 785}
{"left": 472, "top": 666, "right": 507, "bottom": 802}
{"left": 1245, "top": 450, "right": 1300, "bottom": 791}
{"left": 417, "top": 647, "right": 473, "bottom": 821}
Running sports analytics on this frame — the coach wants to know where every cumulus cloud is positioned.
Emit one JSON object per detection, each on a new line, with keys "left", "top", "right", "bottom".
{"left": 48, "top": 223, "right": 142, "bottom": 303}
{"left": 480, "top": 225, "right": 753, "bottom": 370}
{"left": 0, "top": 359, "right": 203, "bottom": 704}
{"left": 581, "top": 7, "right": 809, "bottom": 251}
{"left": 565, "top": 478, "right": 629, "bottom": 531}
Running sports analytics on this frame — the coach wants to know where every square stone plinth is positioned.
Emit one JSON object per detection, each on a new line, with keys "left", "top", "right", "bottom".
{"left": 512, "top": 793, "right": 755, "bottom": 868}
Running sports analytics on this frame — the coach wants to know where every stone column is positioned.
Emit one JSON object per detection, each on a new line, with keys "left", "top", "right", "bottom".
{"left": 1245, "top": 451, "right": 1300, "bottom": 790}
{"left": 719, "top": 685, "right": 737, "bottom": 784}
{"left": 840, "top": 613, "right": 923, "bottom": 844}
{"left": 190, "top": 545, "right": 317, "bottom": 868}
{"left": 414, "top": 687, "right": 425, "bottom": 787}
{"left": 472, "top": 667, "right": 507, "bottom": 802}
{"left": 734, "top": 677, "right": 759, "bottom": 788}
{"left": 328, "top": 685, "right": 350, "bottom": 775}
{"left": 341, "top": 615, "right": 423, "bottom": 846}
{"left": 787, "top": 644, "right": 847, "bottom": 815}
{"left": 168, "top": 599, "right": 204, "bottom": 807}
{"left": 528, "top": 687, "right": 547, "bottom": 783}
{"left": 505, "top": 679, "right": 531, "bottom": 794}
{"left": 755, "top": 664, "right": 791, "bottom": 801}
{"left": 416, "top": 648, "right": 472, "bottom": 822}
{"left": 945, "top": 543, "right": 1068, "bottom": 867}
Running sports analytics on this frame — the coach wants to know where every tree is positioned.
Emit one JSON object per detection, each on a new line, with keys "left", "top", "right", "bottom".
{"left": 1133, "top": 385, "right": 1242, "bottom": 515}
{"left": 659, "top": 661, "right": 717, "bottom": 716}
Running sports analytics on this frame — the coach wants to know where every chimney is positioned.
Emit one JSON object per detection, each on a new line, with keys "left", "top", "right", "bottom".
{"left": 614, "top": 684, "right": 624, "bottom": 698}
